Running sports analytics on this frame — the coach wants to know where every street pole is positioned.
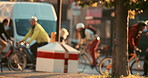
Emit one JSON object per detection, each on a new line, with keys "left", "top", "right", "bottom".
{"left": 69, "top": 4, "right": 73, "bottom": 44}
{"left": 56, "top": 0, "right": 62, "bottom": 42}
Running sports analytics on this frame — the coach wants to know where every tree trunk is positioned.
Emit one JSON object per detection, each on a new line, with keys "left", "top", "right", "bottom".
{"left": 112, "top": 0, "right": 129, "bottom": 76}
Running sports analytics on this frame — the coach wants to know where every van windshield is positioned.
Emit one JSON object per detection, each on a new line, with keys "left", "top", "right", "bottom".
{"left": 15, "top": 19, "right": 56, "bottom": 36}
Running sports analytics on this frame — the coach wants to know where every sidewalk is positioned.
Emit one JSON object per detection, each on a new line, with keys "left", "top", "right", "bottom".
{"left": 0, "top": 70, "right": 90, "bottom": 78}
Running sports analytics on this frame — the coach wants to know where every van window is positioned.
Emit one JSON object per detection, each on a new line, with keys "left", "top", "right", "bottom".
{"left": 15, "top": 19, "right": 56, "bottom": 36}
{"left": 38, "top": 20, "right": 56, "bottom": 36}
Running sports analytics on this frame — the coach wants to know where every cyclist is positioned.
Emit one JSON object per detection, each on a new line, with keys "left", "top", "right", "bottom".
{"left": 143, "top": 21, "right": 148, "bottom": 76}
{"left": 20, "top": 16, "right": 50, "bottom": 66}
{"left": 0, "top": 18, "right": 12, "bottom": 52}
{"left": 128, "top": 21, "right": 147, "bottom": 59}
{"left": 75, "top": 23, "right": 100, "bottom": 68}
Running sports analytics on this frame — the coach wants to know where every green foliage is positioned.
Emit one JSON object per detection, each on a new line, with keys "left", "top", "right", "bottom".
{"left": 74, "top": 0, "right": 148, "bottom": 19}
{"left": 74, "top": 0, "right": 114, "bottom": 8}
{"left": 127, "top": 0, "right": 148, "bottom": 13}
{"left": 74, "top": 0, "right": 148, "bottom": 10}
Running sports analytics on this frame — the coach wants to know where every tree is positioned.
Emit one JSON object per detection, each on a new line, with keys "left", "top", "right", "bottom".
{"left": 74, "top": 0, "right": 148, "bottom": 77}
{"left": 113, "top": 0, "right": 129, "bottom": 76}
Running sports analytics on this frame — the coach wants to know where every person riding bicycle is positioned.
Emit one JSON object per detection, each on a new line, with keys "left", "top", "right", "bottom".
{"left": 75, "top": 23, "right": 100, "bottom": 68}
{"left": 128, "top": 21, "right": 147, "bottom": 59}
{"left": 0, "top": 18, "right": 12, "bottom": 53}
{"left": 143, "top": 20, "right": 148, "bottom": 76}
{"left": 19, "top": 16, "right": 50, "bottom": 65}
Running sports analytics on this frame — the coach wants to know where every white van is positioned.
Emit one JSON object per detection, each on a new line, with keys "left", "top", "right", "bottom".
{"left": 0, "top": 2, "right": 57, "bottom": 44}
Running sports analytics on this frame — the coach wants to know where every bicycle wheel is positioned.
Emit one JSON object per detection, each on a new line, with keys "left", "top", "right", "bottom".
{"left": 99, "top": 57, "right": 112, "bottom": 75}
{"left": 95, "top": 56, "right": 103, "bottom": 73}
{"left": 78, "top": 53, "right": 87, "bottom": 73}
{"left": 7, "top": 52, "right": 27, "bottom": 71}
{"left": 130, "top": 59, "right": 144, "bottom": 75}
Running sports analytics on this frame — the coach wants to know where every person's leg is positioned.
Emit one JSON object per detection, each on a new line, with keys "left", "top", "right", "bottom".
{"left": 30, "top": 42, "right": 48, "bottom": 58}
{"left": 30, "top": 42, "right": 38, "bottom": 58}
{"left": 37, "top": 42, "right": 48, "bottom": 47}
{"left": 89, "top": 39, "right": 100, "bottom": 64}
{"left": 144, "top": 54, "right": 148, "bottom": 75}
{"left": 128, "top": 45, "right": 134, "bottom": 59}
{"left": 30, "top": 42, "right": 38, "bottom": 67}
{"left": 0, "top": 39, "right": 7, "bottom": 52}
{"left": 60, "top": 37, "right": 64, "bottom": 42}
{"left": 144, "top": 62, "right": 148, "bottom": 75}
{"left": 30, "top": 42, "right": 48, "bottom": 70}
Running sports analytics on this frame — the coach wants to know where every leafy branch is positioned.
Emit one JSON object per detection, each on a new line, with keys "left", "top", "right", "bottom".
{"left": 74, "top": 0, "right": 148, "bottom": 19}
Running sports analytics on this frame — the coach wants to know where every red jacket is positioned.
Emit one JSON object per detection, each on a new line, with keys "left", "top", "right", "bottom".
{"left": 128, "top": 23, "right": 140, "bottom": 49}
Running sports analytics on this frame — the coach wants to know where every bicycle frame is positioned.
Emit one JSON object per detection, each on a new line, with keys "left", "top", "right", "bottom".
{"left": 7, "top": 42, "right": 35, "bottom": 71}
{"left": 128, "top": 50, "right": 140, "bottom": 63}
{"left": 18, "top": 42, "right": 35, "bottom": 63}
{"left": 79, "top": 44, "right": 102, "bottom": 65}
{"left": 0, "top": 41, "right": 15, "bottom": 72}
{"left": 80, "top": 48, "right": 102, "bottom": 66}
{"left": 78, "top": 43, "right": 104, "bottom": 73}
{"left": 21, "top": 47, "right": 34, "bottom": 62}
{"left": 99, "top": 50, "right": 142, "bottom": 74}
{"left": 109, "top": 52, "right": 140, "bottom": 68}
{"left": 81, "top": 51, "right": 92, "bottom": 65}
{"left": 1, "top": 41, "right": 14, "bottom": 60}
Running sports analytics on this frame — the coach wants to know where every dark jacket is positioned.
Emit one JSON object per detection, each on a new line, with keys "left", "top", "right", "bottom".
{"left": 0, "top": 23, "right": 11, "bottom": 41}
{"left": 128, "top": 23, "right": 140, "bottom": 49}
{"left": 79, "top": 28, "right": 86, "bottom": 39}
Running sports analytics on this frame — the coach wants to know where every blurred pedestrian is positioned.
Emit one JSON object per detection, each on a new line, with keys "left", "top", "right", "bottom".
{"left": 60, "top": 28, "right": 69, "bottom": 43}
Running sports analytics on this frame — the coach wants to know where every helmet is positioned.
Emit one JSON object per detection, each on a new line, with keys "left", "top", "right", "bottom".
{"left": 30, "top": 16, "right": 38, "bottom": 21}
{"left": 76, "top": 23, "right": 85, "bottom": 29}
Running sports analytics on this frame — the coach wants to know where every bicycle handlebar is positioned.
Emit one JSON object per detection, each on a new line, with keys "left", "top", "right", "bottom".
{"left": 17, "top": 41, "right": 30, "bottom": 48}
{"left": 6, "top": 40, "right": 13, "bottom": 46}
{"left": 135, "top": 48, "right": 142, "bottom": 52}
{"left": 134, "top": 48, "right": 142, "bottom": 53}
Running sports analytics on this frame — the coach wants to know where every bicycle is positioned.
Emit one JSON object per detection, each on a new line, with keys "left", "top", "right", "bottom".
{"left": 7, "top": 41, "right": 35, "bottom": 71}
{"left": 0, "top": 40, "right": 15, "bottom": 72}
{"left": 99, "top": 50, "right": 144, "bottom": 75}
{"left": 77, "top": 44, "right": 103, "bottom": 73}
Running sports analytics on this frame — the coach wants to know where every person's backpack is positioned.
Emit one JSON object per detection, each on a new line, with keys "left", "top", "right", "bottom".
{"left": 85, "top": 25, "right": 97, "bottom": 34}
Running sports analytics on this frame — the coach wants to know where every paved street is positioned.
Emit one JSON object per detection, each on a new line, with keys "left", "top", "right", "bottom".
{"left": 0, "top": 65, "right": 99, "bottom": 78}
{"left": 0, "top": 71, "right": 88, "bottom": 78}
{"left": 0, "top": 69, "right": 88, "bottom": 78}
{"left": 0, "top": 54, "right": 103, "bottom": 78}
{"left": 80, "top": 65, "right": 100, "bottom": 75}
